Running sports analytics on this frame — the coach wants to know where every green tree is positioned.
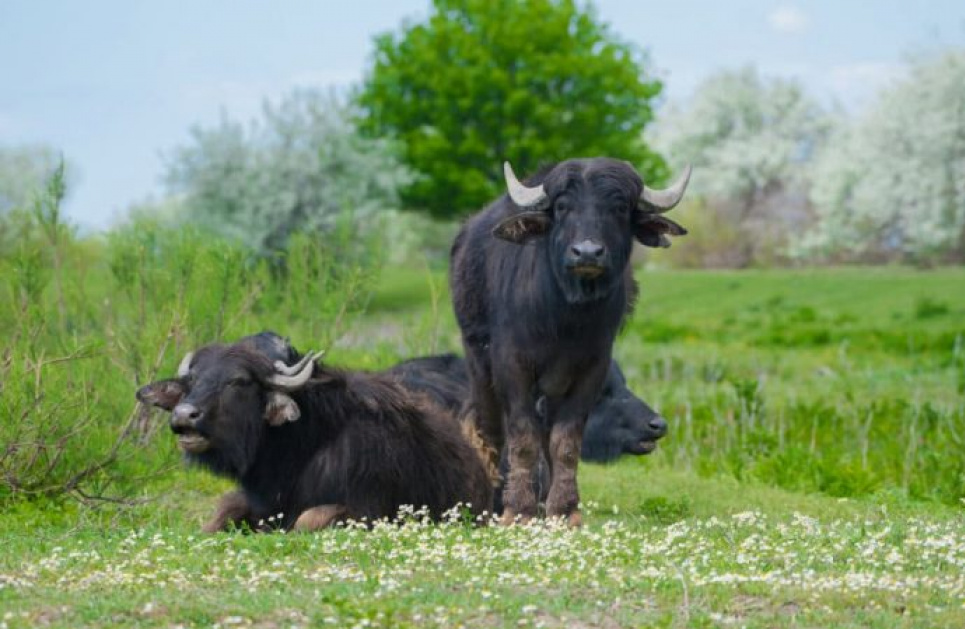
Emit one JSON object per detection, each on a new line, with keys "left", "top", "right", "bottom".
{"left": 357, "top": 0, "right": 666, "bottom": 219}
{"left": 164, "top": 90, "right": 411, "bottom": 255}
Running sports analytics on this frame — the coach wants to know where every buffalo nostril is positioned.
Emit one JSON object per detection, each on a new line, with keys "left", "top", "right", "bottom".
{"left": 649, "top": 416, "right": 667, "bottom": 433}
{"left": 572, "top": 240, "right": 605, "bottom": 261}
{"left": 172, "top": 403, "right": 202, "bottom": 431}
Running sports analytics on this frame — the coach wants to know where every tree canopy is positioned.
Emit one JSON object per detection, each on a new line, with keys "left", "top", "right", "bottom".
{"left": 164, "top": 90, "right": 411, "bottom": 255}
{"left": 651, "top": 66, "right": 831, "bottom": 266}
{"left": 653, "top": 66, "right": 829, "bottom": 201}
{"left": 357, "top": 0, "right": 666, "bottom": 219}
{"left": 800, "top": 50, "right": 965, "bottom": 263}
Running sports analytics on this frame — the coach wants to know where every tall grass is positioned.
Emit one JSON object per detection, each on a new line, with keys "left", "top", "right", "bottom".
{"left": 617, "top": 269, "right": 965, "bottom": 505}
{"left": 357, "top": 266, "right": 965, "bottom": 506}
{"left": 2, "top": 170, "right": 963, "bottom": 510}
{"left": 0, "top": 172, "right": 381, "bottom": 503}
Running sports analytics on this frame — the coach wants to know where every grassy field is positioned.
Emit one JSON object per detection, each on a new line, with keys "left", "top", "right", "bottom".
{"left": 2, "top": 264, "right": 965, "bottom": 627}
{"left": 360, "top": 266, "right": 965, "bottom": 503}
{"left": 2, "top": 470, "right": 965, "bottom": 628}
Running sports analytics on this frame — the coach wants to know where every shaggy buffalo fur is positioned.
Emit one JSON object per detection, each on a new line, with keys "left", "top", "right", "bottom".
{"left": 386, "top": 353, "right": 667, "bottom": 462}
{"left": 136, "top": 339, "right": 493, "bottom": 531}
{"left": 387, "top": 353, "right": 668, "bottom": 514}
{"left": 450, "top": 157, "right": 687, "bottom": 523}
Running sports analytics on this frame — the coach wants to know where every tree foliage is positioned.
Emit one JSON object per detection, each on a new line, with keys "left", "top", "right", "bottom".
{"left": 652, "top": 66, "right": 831, "bottom": 267}
{"left": 0, "top": 144, "right": 61, "bottom": 215}
{"left": 799, "top": 50, "right": 965, "bottom": 263}
{"left": 164, "top": 90, "right": 411, "bottom": 255}
{"left": 357, "top": 0, "right": 666, "bottom": 219}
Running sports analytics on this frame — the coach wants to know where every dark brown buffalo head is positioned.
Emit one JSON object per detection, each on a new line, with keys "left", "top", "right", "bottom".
{"left": 136, "top": 343, "right": 321, "bottom": 476}
{"left": 581, "top": 361, "right": 668, "bottom": 462}
{"left": 493, "top": 158, "right": 691, "bottom": 302}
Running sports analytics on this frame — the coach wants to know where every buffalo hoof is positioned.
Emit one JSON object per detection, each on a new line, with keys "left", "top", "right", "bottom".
{"left": 566, "top": 510, "right": 583, "bottom": 528}
{"left": 499, "top": 509, "right": 534, "bottom": 527}
{"left": 294, "top": 504, "right": 346, "bottom": 532}
{"left": 545, "top": 510, "right": 583, "bottom": 528}
{"left": 202, "top": 491, "right": 251, "bottom": 534}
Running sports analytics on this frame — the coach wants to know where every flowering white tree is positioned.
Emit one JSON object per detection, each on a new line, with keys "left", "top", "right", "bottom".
{"left": 651, "top": 67, "right": 831, "bottom": 266}
{"left": 799, "top": 50, "right": 965, "bottom": 262}
{"left": 165, "top": 90, "right": 412, "bottom": 255}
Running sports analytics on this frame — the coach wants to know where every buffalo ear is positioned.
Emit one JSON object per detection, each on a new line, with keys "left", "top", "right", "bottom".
{"left": 265, "top": 392, "right": 301, "bottom": 426}
{"left": 633, "top": 214, "right": 688, "bottom": 248}
{"left": 492, "top": 211, "right": 551, "bottom": 244}
{"left": 136, "top": 380, "right": 186, "bottom": 411}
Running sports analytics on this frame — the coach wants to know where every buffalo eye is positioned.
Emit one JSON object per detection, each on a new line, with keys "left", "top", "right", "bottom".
{"left": 554, "top": 198, "right": 572, "bottom": 216}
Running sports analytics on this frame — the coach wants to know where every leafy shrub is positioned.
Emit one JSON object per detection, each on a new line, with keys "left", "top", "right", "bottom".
{"left": 0, "top": 173, "right": 381, "bottom": 504}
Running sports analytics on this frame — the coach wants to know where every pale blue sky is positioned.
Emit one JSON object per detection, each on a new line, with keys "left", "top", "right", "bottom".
{"left": 1, "top": 1, "right": 963, "bottom": 228}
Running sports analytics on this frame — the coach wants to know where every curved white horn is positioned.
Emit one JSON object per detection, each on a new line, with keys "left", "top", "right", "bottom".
{"left": 641, "top": 164, "right": 692, "bottom": 213}
{"left": 504, "top": 161, "right": 548, "bottom": 208}
{"left": 272, "top": 351, "right": 322, "bottom": 376}
{"left": 177, "top": 352, "right": 194, "bottom": 378}
{"left": 267, "top": 350, "right": 320, "bottom": 390}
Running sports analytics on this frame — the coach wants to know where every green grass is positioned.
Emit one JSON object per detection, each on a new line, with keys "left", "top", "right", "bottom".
{"left": 3, "top": 257, "right": 965, "bottom": 627}
{"left": 359, "top": 266, "right": 965, "bottom": 505}
{"left": 622, "top": 268, "right": 965, "bottom": 505}
{"left": 3, "top": 466, "right": 965, "bottom": 628}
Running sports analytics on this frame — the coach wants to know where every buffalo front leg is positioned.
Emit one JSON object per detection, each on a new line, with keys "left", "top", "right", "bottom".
{"left": 543, "top": 361, "right": 607, "bottom": 527}
{"left": 293, "top": 504, "right": 347, "bottom": 532}
{"left": 501, "top": 413, "right": 541, "bottom": 525}
{"left": 202, "top": 490, "right": 252, "bottom": 533}
{"left": 545, "top": 418, "right": 585, "bottom": 527}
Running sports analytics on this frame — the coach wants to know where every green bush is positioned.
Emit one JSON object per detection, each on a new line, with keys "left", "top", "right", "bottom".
{"left": 0, "top": 173, "right": 381, "bottom": 504}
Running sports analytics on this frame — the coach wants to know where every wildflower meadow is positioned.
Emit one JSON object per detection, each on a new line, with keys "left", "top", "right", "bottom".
{"left": 2, "top": 237, "right": 964, "bottom": 626}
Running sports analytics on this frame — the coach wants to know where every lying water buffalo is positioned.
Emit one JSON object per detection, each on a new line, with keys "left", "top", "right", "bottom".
{"left": 450, "top": 157, "right": 690, "bottom": 524}
{"left": 386, "top": 353, "right": 668, "bottom": 463}
{"left": 136, "top": 337, "right": 493, "bottom": 532}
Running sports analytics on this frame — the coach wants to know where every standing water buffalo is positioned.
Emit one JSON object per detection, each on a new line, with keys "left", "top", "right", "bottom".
{"left": 136, "top": 337, "right": 493, "bottom": 532}
{"left": 386, "top": 353, "right": 668, "bottom": 462}
{"left": 450, "top": 158, "right": 690, "bottom": 525}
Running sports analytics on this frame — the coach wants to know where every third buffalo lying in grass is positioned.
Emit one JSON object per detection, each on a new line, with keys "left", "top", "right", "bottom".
{"left": 387, "top": 353, "right": 667, "bottom": 463}
{"left": 136, "top": 337, "right": 493, "bottom": 532}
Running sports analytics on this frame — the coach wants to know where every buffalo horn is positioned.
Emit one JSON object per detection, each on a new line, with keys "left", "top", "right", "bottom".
{"left": 177, "top": 352, "right": 194, "bottom": 378}
{"left": 641, "top": 164, "right": 692, "bottom": 213}
{"left": 504, "top": 161, "right": 548, "bottom": 208}
{"left": 272, "top": 351, "right": 321, "bottom": 376}
{"left": 267, "top": 350, "right": 320, "bottom": 390}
